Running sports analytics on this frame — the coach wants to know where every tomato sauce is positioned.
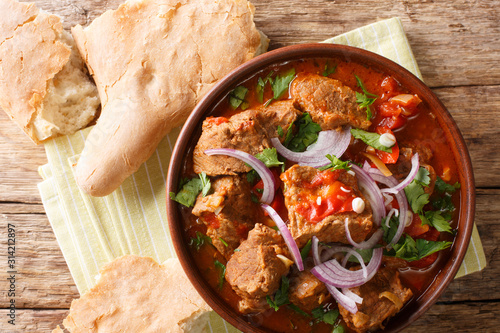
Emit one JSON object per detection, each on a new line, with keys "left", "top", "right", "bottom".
{"left": 179, "top": 57, "right": 460, "bottom": 333}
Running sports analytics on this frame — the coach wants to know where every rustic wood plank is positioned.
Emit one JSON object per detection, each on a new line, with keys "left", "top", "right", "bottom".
{"left": 0, "top": 309, "right": 68, "bottom": 332}
{"left": 433, "top": 85, "right": 500, "bottom": 188}
{"left": 0, "top": 213, "right": 79, "bottom": 309}
{"left": 24, "top": 0, "right": 500, "bottom": 88}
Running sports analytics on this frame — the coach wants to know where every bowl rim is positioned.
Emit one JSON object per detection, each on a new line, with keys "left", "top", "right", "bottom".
{"left": 166, "top": 43, "right": 475, "bottom": 333}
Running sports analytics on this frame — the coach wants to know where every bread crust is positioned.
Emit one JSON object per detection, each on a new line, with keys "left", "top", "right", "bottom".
{"left": 0, "top": 0, "right": 71, "bottom": 143}
{"left": 72, "top": 0, "right": 264, "bottom": 196}
{"left": 55, "top": 256, "right": 211, "bottom": 333}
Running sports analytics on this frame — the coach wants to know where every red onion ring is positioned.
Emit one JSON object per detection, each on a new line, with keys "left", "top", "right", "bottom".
{"left": 271, "top": 127, "right": 351, "bottom": 167}
{"left": 311, "top": 248, "right": 383, "bottom": 288}
{"left": 204, "top": 148, "right": 275, "bottom": 204}
{"left": 341, "top": 287, "right": 363, "bottom": 305}
{"left": 327, "top": 284, "right": 359, "bottom": 314}
{"left": 350, "top": 164, "right": 386, "bottom": 226}
{"left": 366, "top": 168, "right": 408, "bottom": 246}
{"left": 381, "top": 153, "right": 419, "bottom": 194}
{"left": 261, "top": 204, "right": 304, "bottom": 271}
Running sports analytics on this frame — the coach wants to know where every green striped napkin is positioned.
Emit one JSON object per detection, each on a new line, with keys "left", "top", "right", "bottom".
{"left": 38, "top": 17, "right": 485, "bottom": 332}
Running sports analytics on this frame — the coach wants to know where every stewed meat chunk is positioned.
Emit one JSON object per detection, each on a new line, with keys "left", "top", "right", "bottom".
{"left": 289, "top": 269, "right": 330, "bottom": 313}
{"left": 339, "top": 267, "right": 413, "bottom": 333}
{"left": 192, "top": 176, "right": 258, "bottom": 259}
{"left": 281, "top": 165, "right": 374, "bottom": 248}
{"left": 291, "top": 73, "right": 371, "bottom": 130}
{"left": 225, "top": 224, "right": 292, "bottom": 314}
{"left": 193, "top": 100, "right": 301, "bottom": 176}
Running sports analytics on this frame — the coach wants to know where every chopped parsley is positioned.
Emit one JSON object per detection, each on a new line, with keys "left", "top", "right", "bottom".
{"left": 264, "top": 68, "right": 296, "bottom": 107}
{"left": 288, "top": 304, "right": 310, "bottom": 317}
{"left": 355, "top": 75, "right": 377, "bottom": 120}
{"left": 423, "top": 210, "right": 453, "bottom": 233}
{"left": 256, "top": 71, "right": 274, "bottom": 103}
{"left": 311, "top": 306, "right": 339, "bottom": 325}
{"left": 322, "top": 62, "right": 337, "bottom": 77}
{"left": 385, "top": 234, "right": 452, "bottom": 262}
{"left": 277, "top": 125, "right": 284, "bottom": 137}
{"left": 214, "top": 260, "right": 226, "bottom": 290}
{"left": 229, "top": 86, "right": 249, "bottom": 110}
{"left": 318, "top": 154, "right": 351, "bottom": 171}
{"left": 284, "top": 113, "right": 322, "bottom": 152}
{"left": 435, "top": 176, "right": 460, "bottom": 193}
{"left": 350, "top": 128, "right": 392, "bottom": 153}
{"left": 266, "top": 276, "right": 290, "bottom": 311}
{"left": 254, "top": 148, "right": 284, "bottom": 168}
{"left": 219, "top": 237, "right": 229, "bottom": 247}
{"left": 189, "top": 231, "right": 212, "bottom": 251}
{"left": 169, "top": 173, "right": 211, "bottom": 207}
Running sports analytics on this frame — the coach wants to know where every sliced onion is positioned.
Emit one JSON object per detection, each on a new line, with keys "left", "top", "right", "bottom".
{"left": 312, "top": 237, "right": 366, "bottom": 276}
{"left": 311, "top": 248, "right": 383, "bottom": 288}
{"left": 204, "top": 148, "right": 275, "bottom": 204}
{"left": 385, "top": 208, "right": 399, "bottom": 228}
{"left": 327, "top": 284, "right": 359, "bottom": 314}
{"left": 368, "top": 171, "right": 409, "bottom": 246}
{"left": 261, "top": 204, "right": 304, "bottom": 271}
{"left": 342, "top": 287, "right": 363, "bottom": 305}
{"left": 345, "top": 220, "right": 384, "bottom": 249}
{"left": 271, "top": 127, "right": 351, "bottom": 167}
{"left": 350, "top": 164, "right": 386, "bottom": 226}
{"left": 381, "top": 153, "right": 419, "bottom": 194}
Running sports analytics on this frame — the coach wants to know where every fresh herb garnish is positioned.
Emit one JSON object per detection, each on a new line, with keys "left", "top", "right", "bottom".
{"left": 423, "top": 210, "right": 452, "bottom": 233}
{"left": 247, "top": 170, "right": 259, "bottom": 184}
{"left": 318, "top": 154, "right": 351, "bottom": 171}
{"left": 214, "top": 260, "right": 226, "bottom": 290}
{"left": 382, "top": 214, "right": 399, "bottom": 244}
{"left": 199, "top": 172, "right": 211, "bottom": 197}
{"left": 229, "top": 86, "right": 249, "bottom": 110}
{"left": 256, "top": 72, "right": 274, "bottom": 103}
{"left": 346, "top": 248, "right": 374, "bottom": 264}
{"left": 355, "top": 75, "right": 377, "bottom": 120}
{"left": 284, "top": 113, "right": 322, "bottom": 152}
{"left": 250, "top": 193, "right": 260, "bottom": 203}
{"left": 322, "top": 62, "right": 337, "bottom": 77}
{"left": 266, "top": 276, "right": 290, "bottom": 311}
{"left": 385, "top": 234, "right": 452, "bottom": 262}
{"left": 219, "top": 237, "right": 229, "bottom": 247}
{"left": 311, "top": 306, "right": 340, "bottom": 325}
{"left": 350, "top": 128, "right": 392, "bottom": 153}
{"left": 404, "top": 167, "right": 431, "bottom": 214}
{"left": 300, "top": 239, "right": 312, "bottom": 261}
{"left": 254, "top": 148, "right": 284, "bottom": 168}
{"left": 435, "top": 176, "right": 460, "bottom": 193}
{"left": 332, "top": 325, "right": 345, "bottom": 333}
{"left": 288, "top": 304, "right": 310, "bottom": 317}
{"left": 277, "top": 125, "right": 284, "bottom": 137}
{"left": 189, "top": 231, "right": 212, "bottom": 251}
{"left": 169, "top": 177, "right": 202, "bottom": 207}
{"left": 264, "top": 68, "right": 296, "bottom": 106}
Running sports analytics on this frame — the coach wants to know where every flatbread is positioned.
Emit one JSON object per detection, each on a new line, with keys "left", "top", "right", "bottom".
{"left": 72, "top": 0, "right": 267, "bottom": 196}
{"left": 54, "top": 256, "right": 211, "bottom": 333}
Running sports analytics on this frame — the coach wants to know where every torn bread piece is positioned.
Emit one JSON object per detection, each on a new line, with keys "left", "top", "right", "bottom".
{"left": 0, "top": 0, "right": 99, "bottom": 144}
{"left": 72, "top": 0, "right": 268, "bottom": 196}
{"left": 53, "top": 256, "right": 212, "bottom": 333}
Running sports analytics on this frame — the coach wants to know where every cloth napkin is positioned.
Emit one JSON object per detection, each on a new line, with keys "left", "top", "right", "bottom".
{"left": 38, "top": 17, "right": 486, "bottom": 333}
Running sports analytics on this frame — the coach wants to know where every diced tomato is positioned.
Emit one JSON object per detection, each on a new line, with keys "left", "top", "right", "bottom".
{"left": 206, "top": 116, "right": 229, "bottom": 126}
{"left": 380, "top": 76, "right": 400, "bottom": 101}
{"left": 410, "top": 252, "right": 438, "bottom": 269}
{"left": 379, "top": 114, "right": 407, "bottom": 130}
{"left": 404, "top": 214, "right": 430, "bottom": 238}
{"left": 419, "top": 227, "right": 440, "bottom": 242}
{"left": 378, "top": 102, "right": 401, "bottom": 118}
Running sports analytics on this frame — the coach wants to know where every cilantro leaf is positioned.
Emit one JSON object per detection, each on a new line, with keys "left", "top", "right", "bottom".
{"left": 346, "top": 248, "right": 373, "bottom": 264}
{"left": 285, "top": 113, "right": 322, "bottom": 152}
{"left": 254, "top": 148, "right": 284, "bottom": 168}
{"left": 189, "top": 231, "right": 212, "bottom": 251}
{"left": 355, "top": 75, "right": 377, "bottom": 120}
{"left": 432, "top": 194, "right": 455, "bottom": 212}
{"left": 214, "top": 260, "right": 226, "bottom": 290}
{"left": 272, "top": 68, "right": 296, "bottom": 100}
{"left": 266, "top": 276, "right": 290, "bottom": 311}
{"left": 246, "top": 170, "right": 259, "bottom": 184}
{"left": 350, "top": 128, "right": 392, "bottom": 153}
{"left": 311, "top": 306, "right": 340, "bottom": 325}
{"left": 435, "top": 177, "right": 460, "bottom": 193}
{"left": 287, "top": 304, "right": 310, "bottom": 317}
{"left": 256, "top": 72, "right": 274, "bottom": 103}
{"left": 199, "top": 172, "right": 211, "bottom": 197}
{"left": 277, "top": 125, "right": 284, "bottom": 137}
{"left": 300, "top": 239, "right": 312, "bottom": 261}
{"left": 333, "top": 326, "right": 345, "bottom": 333}
{"left": 382, "top": 214, "right": 399, "bottom": 244}
{"left": 404, "top": 167, "right": 431, "bottom": 214}
{"left": 169, "top": 177, "right": 202, "bottom": 207}
{"left": 385, "top": 234, "right": 452, "bottom": 262}
{"left": 414, "top": 167, "right": 431, "bottom": 186}
{"left": 423, "top": 210, "right": 453, "bottom": 233}
{"left": 229, "top": 86, "right": 249, "bottom": 110}
{"left": 322, "top": 62, "right": 337, "bottom": 77}
{"left": 317, "top": 154, "right": 351, "bottom": 171}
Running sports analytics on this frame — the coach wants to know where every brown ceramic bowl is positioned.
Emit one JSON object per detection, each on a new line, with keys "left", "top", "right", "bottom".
{"left": 166, "top": 43, "right": 475, "bottom": 333}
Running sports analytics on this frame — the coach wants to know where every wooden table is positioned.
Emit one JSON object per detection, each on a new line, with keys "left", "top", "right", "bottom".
{"left": 0, "top": 0, "right": 499, "bottom": 331}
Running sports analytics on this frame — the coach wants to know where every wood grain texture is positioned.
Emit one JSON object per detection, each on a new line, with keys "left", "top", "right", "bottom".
{"left": 0, "top": 0, "right": 498, "bottom": 332}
